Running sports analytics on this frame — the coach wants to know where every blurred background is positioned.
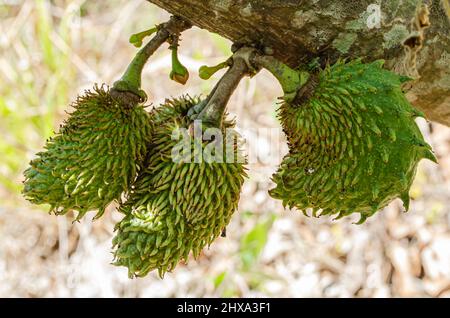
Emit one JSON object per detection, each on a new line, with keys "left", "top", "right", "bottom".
{"left": 1, "top": 0, "right": 449, "bottom": 297}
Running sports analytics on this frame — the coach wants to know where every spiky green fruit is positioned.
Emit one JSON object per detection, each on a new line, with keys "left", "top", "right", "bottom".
{"left": 113, "top": 96, "right": 247, "bottom": 277}
{"left": 23, "top": 85, "right": 152, "bottom": 220}
{"left": 270, "top": 59, "right": 436, "bottom": 223}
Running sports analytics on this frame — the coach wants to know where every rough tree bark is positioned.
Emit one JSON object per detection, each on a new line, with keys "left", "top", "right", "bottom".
{"left": 147, "top": 0, "right": 450, "bottom": 127}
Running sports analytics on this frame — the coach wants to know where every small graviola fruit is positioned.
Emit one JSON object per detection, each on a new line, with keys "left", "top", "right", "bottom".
{"left": 112, "top": 96, "right": 247, "bottom": 277}
{"left": 169, "top": 46, "right": 189, "bottom": 85}
{"left": 270, "top": 59, "right": 436, "bottom": 223}
{"left": 23, "top": 84, "right": 152, "bottom": 220}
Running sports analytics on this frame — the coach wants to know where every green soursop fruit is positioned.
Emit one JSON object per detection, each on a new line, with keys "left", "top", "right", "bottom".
{"left": 112, "top": 96, "right": 247, "bottom": 277}
{"left": 270, "top": 59, "right": 436, "bottom": 223}
{"left": 23, "top": 85, "right": 152, "bottom": 220}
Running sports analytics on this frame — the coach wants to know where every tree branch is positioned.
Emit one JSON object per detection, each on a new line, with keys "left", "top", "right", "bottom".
{"left": 147, "top": 0, "right": 450, "bottom": 127}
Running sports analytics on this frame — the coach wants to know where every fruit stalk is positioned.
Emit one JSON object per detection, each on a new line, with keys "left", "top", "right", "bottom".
{"left": 111, "top": 16, "right": 191, "bottom": 104}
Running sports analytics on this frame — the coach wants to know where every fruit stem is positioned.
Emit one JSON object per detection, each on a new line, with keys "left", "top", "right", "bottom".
{"left": 111, "top": 16, "right": 191, "bottom": 104}
{"left": 196, "top": 47, "right": 257, "bottom": 128}
{"left": 252, "top": 55, "right": 310, "bottom": 103}
{"left": 198, "top": 59, "right": 232, "bottom": 80}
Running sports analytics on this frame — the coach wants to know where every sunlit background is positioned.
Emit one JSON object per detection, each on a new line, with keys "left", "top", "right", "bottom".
{"left": 0, "top": 0, "right": 449, "bottom": 297}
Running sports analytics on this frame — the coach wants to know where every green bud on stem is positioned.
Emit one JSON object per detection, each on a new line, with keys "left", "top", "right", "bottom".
{"left": 198, "top": 59, "right": 231, "bottom": 80}
{"left": 129, "top": 26, "right": 158, "bottom": 48}
{"left": 169, "top": 46, "right": 189, "bottom": 85}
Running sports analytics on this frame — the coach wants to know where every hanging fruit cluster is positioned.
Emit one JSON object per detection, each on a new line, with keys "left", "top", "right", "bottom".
{"left": 113, "top": 97, "right": 247, "bottom": 277}
{"left": 22, "top": 16, "right": 437, "bottom": 278}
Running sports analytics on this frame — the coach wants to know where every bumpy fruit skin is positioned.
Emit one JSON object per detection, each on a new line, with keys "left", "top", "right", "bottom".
{"left": 112, "top": 96, "right": 247, "bottom": 277}
{"left": 23, "top": 84, "right": 152, "bottom": 220}
{"left": 270, "top": 59, "right": 436, "bottom": 223}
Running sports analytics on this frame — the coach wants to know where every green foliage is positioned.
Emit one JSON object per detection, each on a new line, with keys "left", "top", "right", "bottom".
{"left": 112, "top": 96, "right": 247, "bottom": 277}
{"left": 23, "top": 85, "right": 152, "bottom": 220}
{"left": 240, "top": 214, "right": 276, "bottom": 271}
{"left": 270, "top": 59, "right": 436, "bottom": 223}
